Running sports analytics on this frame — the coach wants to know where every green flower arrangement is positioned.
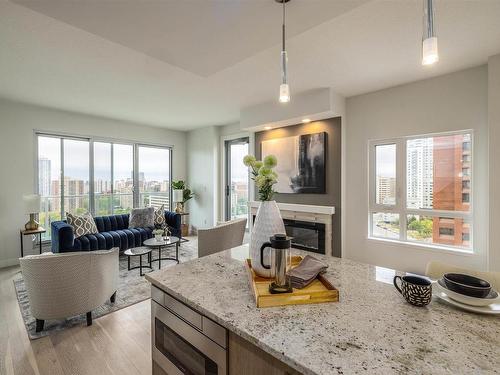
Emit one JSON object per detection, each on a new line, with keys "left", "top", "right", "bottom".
{"left": 243, "top": 154, "right": 278, "bottom": 201}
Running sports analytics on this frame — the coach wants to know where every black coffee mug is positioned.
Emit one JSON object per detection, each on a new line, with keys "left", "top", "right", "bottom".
{"left": 393, "top": 275, "right": 432, "bottom": 307}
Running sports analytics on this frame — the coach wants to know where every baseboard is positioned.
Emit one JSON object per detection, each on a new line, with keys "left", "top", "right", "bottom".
{"left": 0, "top": 257, "right": 20, "bottom": 269}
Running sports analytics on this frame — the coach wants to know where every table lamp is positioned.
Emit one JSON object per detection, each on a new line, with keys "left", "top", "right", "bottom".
{"left": 172, "top": 189, "right": 184, "bottom": 214}
{"left": 23, "top": 194, "right": 41, "bottom": 230}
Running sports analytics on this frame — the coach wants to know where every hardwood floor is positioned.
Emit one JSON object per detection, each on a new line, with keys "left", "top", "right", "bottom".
{"left": 0, "top": 265, "right": 152, "bottom": 375}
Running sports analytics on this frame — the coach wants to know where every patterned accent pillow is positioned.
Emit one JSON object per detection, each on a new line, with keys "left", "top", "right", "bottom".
{"left": 154, "top": 205, "right": 165, "bottom": 227}
{"left": 129, "top": 207, "right": 155, "bottom": 229}
{"left": 66, "top": 212, "right": 98, "bottom": 238}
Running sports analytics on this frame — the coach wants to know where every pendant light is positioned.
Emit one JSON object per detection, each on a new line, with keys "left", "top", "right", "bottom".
{"left": 422, "top": 0, "right": 438, "bottom": 65}
{"left": 277, "top": 0, "right": 290, "bottom": 103}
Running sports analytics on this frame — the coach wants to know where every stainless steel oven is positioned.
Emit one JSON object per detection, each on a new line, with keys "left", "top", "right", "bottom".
{"left": 151, "top": 286, "right": 227, "bottom": 375}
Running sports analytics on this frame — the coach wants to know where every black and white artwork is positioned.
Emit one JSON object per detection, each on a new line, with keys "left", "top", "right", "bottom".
{"left": 262, "top": 132, "right": 326, "bottom": 194}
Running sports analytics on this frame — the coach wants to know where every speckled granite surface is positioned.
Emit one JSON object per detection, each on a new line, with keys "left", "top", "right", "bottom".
{"left": 145, "top": 245, "right": 500, "bottom": 375}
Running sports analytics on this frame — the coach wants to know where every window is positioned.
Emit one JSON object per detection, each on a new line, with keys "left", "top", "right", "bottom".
{"left": 375, "top": 144, "right": 396, "bottom": 205}
{"left": 37, "top": 134, "right": 172, "bottom": 242}
{"left": 137, "top": 145, "right": 171, "bottom": 209}
{"left": 38, "top": 135, "right": 90, "bottom": 241}
{"left": 439, "top": 227, "right": 454, "bottom": 236}
{"left": 369, "top": 131, "right": 472, "bottom": 251}
{"left": 93, "top": 142, "right": 134, "bottom": 216}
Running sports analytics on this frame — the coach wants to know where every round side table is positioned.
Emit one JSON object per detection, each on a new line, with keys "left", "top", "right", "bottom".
{"left": 143, "top": 236, "right": 180, "bottom": 269}
{"left": 124, "top": 247, "right": 152, "bottom": 276}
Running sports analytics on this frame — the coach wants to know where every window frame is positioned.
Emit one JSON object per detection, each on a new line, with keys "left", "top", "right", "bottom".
{"left": 92, "top": 141, "right": 137, "bottom": 216}
{"left": 35, "top": 131, "right": 173, "bottom": 244}
{"left": 368, "top": 130, "right": 473, "bottom": 252}
{"left": 135, "top": 143, "right": 173, "bottom": 209}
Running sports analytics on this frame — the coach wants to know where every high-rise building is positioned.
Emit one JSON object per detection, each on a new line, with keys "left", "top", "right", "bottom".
{"left": 432, "top": 134, "right": 470, "bottom": 247}
{"left": 38, "top": 157, "right": 51, "bottom": 196}
{"left": 406, "top": 138, "right": 433, "bottom": 209}
{"left": 63, "top": 177, "right": 86, "bottom": 211}
{"left": 376, "top": 176, "right": 396, "bottom": 205}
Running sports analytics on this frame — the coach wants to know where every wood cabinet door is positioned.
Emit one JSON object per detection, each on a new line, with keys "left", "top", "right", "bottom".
{"left": 228, "top": 332, "right": 302, "bottom": 375}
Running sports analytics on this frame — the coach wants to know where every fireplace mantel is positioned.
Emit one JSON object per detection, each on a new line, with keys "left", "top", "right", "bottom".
{"left": 248, "top": 202, "right": 335, "bottom": 215}
{"left": 248, "top": 201, "right": 335, "bottom": 256}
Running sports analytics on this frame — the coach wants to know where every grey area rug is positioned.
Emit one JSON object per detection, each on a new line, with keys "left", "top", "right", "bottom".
{"left": 14, "top": 240, "right": 198, "bottom": 340}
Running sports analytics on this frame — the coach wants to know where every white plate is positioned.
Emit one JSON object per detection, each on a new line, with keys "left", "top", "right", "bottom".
{"left": 435, "top": 279, "right": 500, "bottom": 307}
{"left": 432, "top": 286, "right": 500, "bottom": 315}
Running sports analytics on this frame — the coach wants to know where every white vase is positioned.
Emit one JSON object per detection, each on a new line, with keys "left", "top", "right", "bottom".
{"left": 250, "top": 200, "right": 286, "bottom": 278}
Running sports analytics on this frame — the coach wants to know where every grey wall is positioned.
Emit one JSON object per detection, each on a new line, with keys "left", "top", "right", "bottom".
{"left": 488, "top": 54, "right": 500, "bottom": 271}
{"left": 255, "top": 117, "right": 342, "bottom": 256}
{"left": 345, "top": 66, "right": 489, "bottom": 274}
{"left": 186, "top": 126, "right": 219, "bottom": 230}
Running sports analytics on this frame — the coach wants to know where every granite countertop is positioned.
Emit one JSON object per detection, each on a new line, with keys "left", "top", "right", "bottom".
{"left": 145, "top": 245, "right": 500, "bottom": 375}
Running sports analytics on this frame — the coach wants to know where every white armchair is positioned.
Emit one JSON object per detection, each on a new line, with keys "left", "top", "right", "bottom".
{"left": 198, "top": 218, "right": 247, "bottom": 258}
{"left": 19, "top": 248, "right": 119, "bottom": 332}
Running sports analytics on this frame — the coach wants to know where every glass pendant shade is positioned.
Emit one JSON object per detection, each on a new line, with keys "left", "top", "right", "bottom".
{"left": 278, "top": 0, "right": 290, "bottom": 103}
{"left": 279, "top": 83, "right": 290, "bottom": 103}
{"left": 422, "top": 0, "right": 438, "bottom": 66}
{"left": 422, "top": 36, "right": 438, "bottom": 65}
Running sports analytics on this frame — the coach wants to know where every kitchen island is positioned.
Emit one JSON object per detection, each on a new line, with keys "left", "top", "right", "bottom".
{"left": 145, "top": 245, "right": 500, "bottom": 375}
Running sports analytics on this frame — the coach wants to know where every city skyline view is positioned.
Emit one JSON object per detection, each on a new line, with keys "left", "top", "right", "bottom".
{"left": 37, "top": 136, "right": 172, "bottom": 240}
{"left": 373, "top": 133, "right": 471, "bottom": 248}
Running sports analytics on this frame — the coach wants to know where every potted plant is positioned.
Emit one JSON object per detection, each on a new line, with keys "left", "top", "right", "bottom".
{"left": 243, "top": 154, "right": 285, "bottom": 278}
{"left": 172, "top": 180, "right": 194, "bottom": 213}
{"left": 152, "top": 228, "right": 164, "bottom": 242}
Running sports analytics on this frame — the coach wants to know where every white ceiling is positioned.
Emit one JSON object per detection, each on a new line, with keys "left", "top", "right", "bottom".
{"left": 11, "top": 0, "right": 369, "bottom": 77}
{"left": 1, "top": 0, "right": 500, "bottom": 130}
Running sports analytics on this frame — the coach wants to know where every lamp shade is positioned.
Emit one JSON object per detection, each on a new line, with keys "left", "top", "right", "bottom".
{"left": 23, "top": 194, "right": 40, "bottom": 214}
{"left": 172, "top": 189, "right": 184, "bottom": 203}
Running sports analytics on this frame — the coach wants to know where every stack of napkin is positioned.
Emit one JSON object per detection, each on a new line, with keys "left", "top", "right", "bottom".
{"left": 287, "top": 255, "right": 328, "bottom": 289}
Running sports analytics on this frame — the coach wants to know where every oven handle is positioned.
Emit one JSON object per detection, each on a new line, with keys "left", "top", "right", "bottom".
{"left": 152, "top": 301, "right": 227, "bottom": 375}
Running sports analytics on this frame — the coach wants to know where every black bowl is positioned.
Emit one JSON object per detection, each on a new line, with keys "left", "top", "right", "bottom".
{"left": 443, "top": 273, "right": 491, "bottom": 298}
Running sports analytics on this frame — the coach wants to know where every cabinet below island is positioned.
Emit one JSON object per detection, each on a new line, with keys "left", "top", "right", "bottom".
{"left": 151, "top": 285, "right": 300, "bottom": 375}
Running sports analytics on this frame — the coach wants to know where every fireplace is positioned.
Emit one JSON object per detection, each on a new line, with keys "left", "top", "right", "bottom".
{"left": 284, "top": 218, "right": 325, "bottom": 254}
{"left": 249, "top": 202, "right": 335, "bottom": 256}
{"left": 252, "top": 216, "right": 325, "bottom": 255}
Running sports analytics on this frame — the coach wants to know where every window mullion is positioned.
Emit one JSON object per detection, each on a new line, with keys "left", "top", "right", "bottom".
{"left": 111, "top": 143, "right": 114, "bottom": 215}
{"left": 60, "top": 138, "right": 65, "bottom": 219}
{"left": 89, "top": 140, "right": 95, "bottom": 216}
{"left": 133, "top": 144, "right": 139, "bottom": 208}
{"left": 406, "top": 208, "right": 471, "bottom": 219}
{"left": 399, "top": 138, "right": 407, "bottom": 241}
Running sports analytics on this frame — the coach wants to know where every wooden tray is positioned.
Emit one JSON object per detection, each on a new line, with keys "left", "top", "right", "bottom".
{"left": 245, "top": 256, "right": 339, "bottom": 308}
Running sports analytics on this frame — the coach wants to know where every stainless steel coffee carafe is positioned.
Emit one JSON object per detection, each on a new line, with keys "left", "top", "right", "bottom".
{"left": 260, "top": 234, "right": 292, "bottom": 294}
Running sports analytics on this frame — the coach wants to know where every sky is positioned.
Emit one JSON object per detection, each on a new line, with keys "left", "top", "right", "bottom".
{"left": 39, "top": 137, "right": 170, "bottom": 182}
{"left": 376, "top": 144, "right": 396, "bottom": 178}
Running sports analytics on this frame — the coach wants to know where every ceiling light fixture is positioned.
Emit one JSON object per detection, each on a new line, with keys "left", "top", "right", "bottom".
{"left": 264, "top": 126, "right": 273, "bottom": 130}
{"left": 422, "top": 0, "right": 438, "bottom": 66}
{"left": 276, "top": 0, "right": 290, "bottom": 103}
{"left": 302, "top": 118, "right": 311, "bottom": 123}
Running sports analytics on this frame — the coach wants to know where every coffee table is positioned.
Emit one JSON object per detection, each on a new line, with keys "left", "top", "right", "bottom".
{"left": 143, "top": 236, "right": 180, "bottom": 269}
{"left": 124, "top": 247, "right": 152, "bottom": 276}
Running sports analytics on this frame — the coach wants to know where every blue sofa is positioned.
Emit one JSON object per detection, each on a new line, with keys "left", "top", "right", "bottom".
{"left": 51, "top": 211, "right": 181, "bottom": 253}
